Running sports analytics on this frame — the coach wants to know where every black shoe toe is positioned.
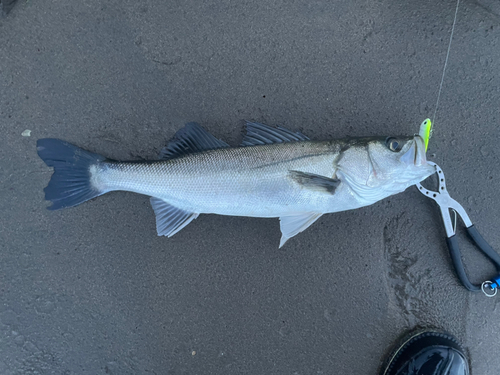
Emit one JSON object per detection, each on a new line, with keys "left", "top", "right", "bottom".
{"left": 380, "top": 330, "right": 469, "bottom": 375}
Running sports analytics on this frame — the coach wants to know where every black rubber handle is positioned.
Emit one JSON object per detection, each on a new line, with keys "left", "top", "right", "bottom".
{"left": 446, "top": 235, "right": 481, "bottom": 292}
{"left": 445, "top": 225, "right": 500, "bottom": 292}
{"left": 466, "top": 225, "right": 500, "bottom": 269}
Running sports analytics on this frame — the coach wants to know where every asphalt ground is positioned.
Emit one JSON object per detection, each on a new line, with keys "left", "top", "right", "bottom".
{"left": 1, "top": 0, "right": 500, "bottom": 373}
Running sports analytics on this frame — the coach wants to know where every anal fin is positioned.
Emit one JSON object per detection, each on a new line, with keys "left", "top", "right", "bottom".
{"left": 150, "top": 197, "right": 199, "bottom": 237}
{"left": 279, "top": 212, "right": 323, "bottom": 248}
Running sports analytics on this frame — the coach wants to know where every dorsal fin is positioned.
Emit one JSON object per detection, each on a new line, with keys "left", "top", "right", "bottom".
{"left": 160, "top": 122, "right": 229, "bottom": 160}
{"left": 241, "top": 121, "right": 310, "bottom": 146}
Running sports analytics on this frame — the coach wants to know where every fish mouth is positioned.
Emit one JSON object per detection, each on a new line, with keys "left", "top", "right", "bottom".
{"left": 400, "top": 136, "right": 427, "bottom": 166}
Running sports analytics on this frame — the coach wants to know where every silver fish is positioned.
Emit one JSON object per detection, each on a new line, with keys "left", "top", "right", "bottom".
{"left": 37, "top": 122, "right": 434, "bottom": 247}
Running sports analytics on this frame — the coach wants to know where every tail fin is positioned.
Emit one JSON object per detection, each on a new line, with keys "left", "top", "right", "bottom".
{"left": 37, "top": 138, "right": 106, "bottom": 210}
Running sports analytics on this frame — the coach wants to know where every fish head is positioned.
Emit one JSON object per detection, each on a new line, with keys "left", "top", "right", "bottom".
{"left": 336, "top": 135, "right": 435, "bottom": 204}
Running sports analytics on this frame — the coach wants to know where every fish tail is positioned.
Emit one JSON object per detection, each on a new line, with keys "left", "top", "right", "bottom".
{"left": 36, "top": 138, "right": 107, "bottom": 210}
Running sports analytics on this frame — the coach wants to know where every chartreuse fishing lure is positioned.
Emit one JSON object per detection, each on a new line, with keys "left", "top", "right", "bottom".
{"left": 418, "top": 118, "right": 432, "bottom": 152}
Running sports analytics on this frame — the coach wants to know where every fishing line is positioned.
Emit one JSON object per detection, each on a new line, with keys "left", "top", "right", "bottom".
{"left": 431, "top": 0, "right": 461, "bottom": 132}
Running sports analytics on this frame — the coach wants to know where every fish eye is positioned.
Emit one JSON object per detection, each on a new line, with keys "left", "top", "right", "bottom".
{"left": 385, "top": 137, "right": 402, "bottom": 152}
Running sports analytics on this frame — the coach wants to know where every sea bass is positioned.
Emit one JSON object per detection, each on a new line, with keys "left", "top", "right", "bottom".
{"left": 37, "top": 122, "right": 434, "bottom": 247}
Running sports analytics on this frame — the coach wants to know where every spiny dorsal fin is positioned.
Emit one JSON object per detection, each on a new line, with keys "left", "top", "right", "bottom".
{"left": 241, "top": 121, "right": 310, "bottom": 146}
{"left": 279, "top": 212, "right": 323, "bottom": 248}
{"left": 150, "top": 197, "right": 199, "bottom": 237}
{"left": 160, "top": 122, "right": 229, "bottom": 160}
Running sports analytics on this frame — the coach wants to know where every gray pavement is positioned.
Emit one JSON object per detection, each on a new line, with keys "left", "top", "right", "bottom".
{"left": 1, "top": 0, "right": 500, "bottom": 373}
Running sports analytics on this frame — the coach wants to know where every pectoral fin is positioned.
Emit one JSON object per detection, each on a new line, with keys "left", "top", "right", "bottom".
{"left": 150, "top": 197, "right": 199, "bottom": 237}
{"left": 289, "top": 170, "right": 340, "bottom": 194}
{"left": 279, "top": 212, "right": 323, "bottom": 248}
